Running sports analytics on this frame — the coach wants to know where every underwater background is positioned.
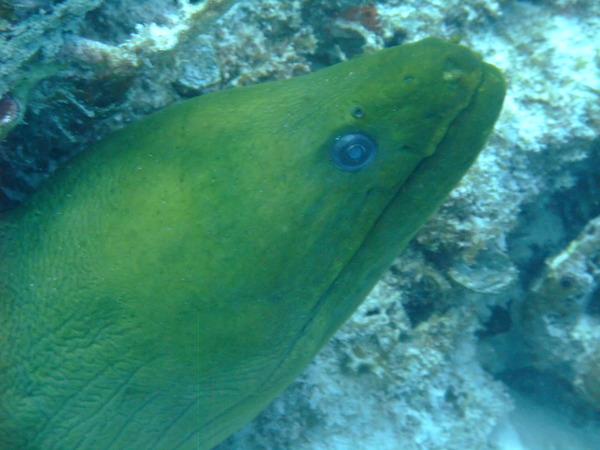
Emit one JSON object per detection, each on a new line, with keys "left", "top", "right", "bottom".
{"left": 1, "top": 0, "right": 599, "bottom": 449}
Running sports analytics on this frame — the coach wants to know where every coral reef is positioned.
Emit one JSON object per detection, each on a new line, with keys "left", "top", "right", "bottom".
{"left": 517, "top": 215, "right": 600, "bottom": 409}
{"left": 0, "top": 94, "right": 22, "bottom": 141}
{"left": 1, "top": 0, "right": 599, "bottom": 448}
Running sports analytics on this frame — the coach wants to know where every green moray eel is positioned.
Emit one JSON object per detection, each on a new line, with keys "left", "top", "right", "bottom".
{"left": 0, "top": 37, "right": 505, "bottom": 449}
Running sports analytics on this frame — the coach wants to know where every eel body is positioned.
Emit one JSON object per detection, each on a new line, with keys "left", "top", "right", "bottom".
{"left": 0, "top": 37, "right": 505, "bottom": 449}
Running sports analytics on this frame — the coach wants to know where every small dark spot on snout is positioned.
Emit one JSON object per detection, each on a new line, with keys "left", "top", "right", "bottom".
{"left": 352, "top": 106, "right": 364, "bottom": 118}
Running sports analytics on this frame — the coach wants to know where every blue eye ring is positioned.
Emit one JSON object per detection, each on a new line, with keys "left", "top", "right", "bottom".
{"left": 331, "top": 132, "right": 377, "bottom": 171}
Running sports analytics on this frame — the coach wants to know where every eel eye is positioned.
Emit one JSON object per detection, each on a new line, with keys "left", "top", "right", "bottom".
{"left": 331, "top": 132, "right": 377, "bottom": 171}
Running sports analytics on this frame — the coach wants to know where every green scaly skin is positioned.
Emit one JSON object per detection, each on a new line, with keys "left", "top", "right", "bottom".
{"left": 0, "top": 37, "right": 505, "bottom": 449}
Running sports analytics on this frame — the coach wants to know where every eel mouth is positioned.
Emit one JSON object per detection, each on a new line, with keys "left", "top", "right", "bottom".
{"left": 305, "top": 60, "right": 506, "bottom": 341}
{"left": 260, "top": 59, "right": 504, "bottom": 381}
{"left": 248, "top": 60, "right": 503, "bottom": 378}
